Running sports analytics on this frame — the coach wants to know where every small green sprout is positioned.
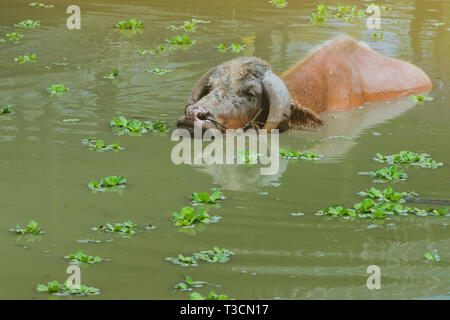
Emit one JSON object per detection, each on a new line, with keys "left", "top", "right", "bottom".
{"left": 424, "top": 252, "right": 440, "bottom": 262}
{"left": 102, "top": 69, "right": 119, "bottom": 80}
{"left": 0, "top": 105, "right": 12, "bottom": 116}
{"left": 172, "top": 206, "right": 221, "bottom": 227}
{"left": 229, "top": 43, "right": 246, "bottom": 53}
{"left": 29, "top": 2, "right": 54, "bottom": 8}
{"left": 14, "top": 54, "right": 36, "bottom": 63}
{"left": 237, "top": 150, "right": 259, "bottom": 164}
{"left": 37, "top": 281, "right": 99, "bottom": 296}
{"left": 410, "top": 94, "right": 433, "bottom": 103}
{"left": 114, "top": 19, "right": 143, "bottom": 29}
{"left": 47, "top": 84, "right": 70, "bottom": 96}
{"left": 7, "top": 32, "right": 24, "bottom": 41}
{"left": 279, "top": 149, "right": 323, "bottom": 160}
{"left": 269, "top": 0, "right": 288, "bottom": 9}
{"left": 14, "top": 20, "right": 40, "bottom": 28}
{"left": 372, "top": 32, "right": 384, "bottom": 39}
{"left": 64, "top": 250, "right": 104, "bottom": 264}
{"left": 215, "top": 43, "right": 228, "bottom": 52}
{"left": 95, "top": 221, "right": 137, "bottom": 235}
{"left": 192, "top": 189, "right": 222, "bottom": 203}
{"left": 190, "top": 291, "right": 230, "bottom": 300}
{"left": 10, "top": 220, "right": 43, "bottom": 235}
{"left": 81, "top": 138, "right": 124, "bottom": 152}
{"left": 374, "top": 151, "right": 442, "bottom": 169}
{"left": 145, "top": 68, "right": 172, "bottom": 75}
{"left": 88, "top": 175, "right": 127, "bottom": 192}
{"left": 110, "top": 116, "right": 166, "bottom": 135}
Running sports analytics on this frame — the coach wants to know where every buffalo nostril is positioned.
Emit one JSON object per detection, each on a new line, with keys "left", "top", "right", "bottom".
{"left": 197, "top": 111, "right": 211, "bottom": 120}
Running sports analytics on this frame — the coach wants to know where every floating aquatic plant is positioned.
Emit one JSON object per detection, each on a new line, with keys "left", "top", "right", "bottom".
{"left": 14, "top": 54, "right": 36, "bottom": 63}
{"left": 424, "top": 252, "right": 441, "bottom": 262}
{"left": 94, "top": 221, "right": 137, "bottom": 235}
{"left": 110, "top": 116, "right": 166, "bottom": 135}
{"left": 190, "top": 291, "right": 230, "bottom": 300}
{"left": 357, "top": 186, "right": 418, "bottom": 203}
{"left": 409, "top": 94, "right": 433, "bottom": 103}
{"left": 172, "top": 206, "right": 221, "bottom": 227}
{"left": 167, "top": 18, "right": 210, "bottom": 32}
{"left": 145, "top": 68, "right": 172, "bottom": 75}
{"left": 88, "top": 175, "right": 127, "bottom": 192}
{"left": 47, "top": 84, "right": 70, "bottom": 96}
{"left": 37, "top": 280, "right": 99, "bottom": 296}
{"left": 372, "top": 32, "right": 384, "bottom": 39}
{"left": 279, "top": 149, "right": 323, "bottom": 160}
{"left": 64, "top": 250, "right": 104, "bottom": 264}
{"left": 0, "top": 105, "right": 12, "bottom": 116}
{"left": 166, "top": 34, "right": 195, "bottom": 46}
{"left": 174, "top": 276, "right": 208, "bottom": 291}
{"left": 6, "top": 32, "right": 24, "bottom": 41}
{"left": 368, "top": 165, "right": 408, "bottom": 181}
{"left": 0, "top": 38, "right": 5, "bottom": 43}
{"left": 269, "top": 0, "right": 288, "bottom": 9}
{"left": 192, "top": 189, "right": 222, "bottom": 204}
{"left": 14, "top": 20, "right": 40, "bottom": 28}
{"left": 81, "top": 138, "right": 123, "bottom": 152}
{"left": 136, "top": 49, "right": 155, "bottom": 55}
{"left": 10, "top": 220, "right": 43, "bottom": 235}
{"left": 166, "top": 247, "right": 235, "bottom": 267}
{"left": 102, "top": 68, "right": 119, "bottom": 80}
{"left": 114, "top": 19, "right": 143, "bottom": 29}
{"left": 237, "top": 150, "right": 259, "bottom": 164}
{"left": 374, "top": 151, "right": 443, "bottom": 169}
{"left": 29, "top": 2, "right": 54, "bottom": 8}
{"left": 310, "top": 4, "right": 368, "bottom": 23}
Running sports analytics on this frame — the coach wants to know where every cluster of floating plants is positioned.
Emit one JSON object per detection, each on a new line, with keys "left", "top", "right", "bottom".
{"left": 357, "top": 186, "right": 418, "bottom": 203}
{"left": 29, "top": 2, "right": 54, "bottom": 8}
{"left": 424, "top": 252, "right": 441, "bottom": 262}
{"left": 237, "top": 150, "right": 260, "bottom": 165}
{"left": 190, "top": 291, "right": 230, "bottom": 300}
{"left": 47, "top": 84, "right": 70, "bottom": 96}
{"left": 94, "top": 221, "right": 137, "bottom": 236}
{"left": 279, "top": 149, "right": 323, "bottom": 160}
{"left": 374, "top": 151, "right": 443, "bottom": 169}
{"left": 37, "top": 281, "right": 99, "bottom": 296}
{"left": 14, "top": 20, "right": 40, "bottom": 28}
{"left": 166, "top": 247, "right": 235, "bottom": 267}
{"left": 174, "top": 276, "right": 209, "bottom": 291}
{"left": 269, "top": 0, "right": 288, "bottom": 9}
{"left": 14, "top": 54, "right": 36, "bottom": 63}
{"left": 367, "top": 165, "right": 408, "bottom": 182}
{"left": 172, "top": 206, "right": 221, "bottom": 227}
{"left": 88, "top": 175, "right": 127, "bottom": 192}
{"left": 372, "top": 32, "right": 384, "bottom": 40}
{"left": 81, "top": 138, "right": 123, "bottom": 152}
{"left": 7, "top": 32, "right": 24, "bottom": 41}
{"left": 167, "top": 18, "right": 210, "bottom": 32}
{"left": 216, "top": 43, "right": 246, "bottom": 53}
{"left": 310, "top": 3, "right": 389, "bottom": 23}
{"left": 145, "top": 68, "right": 172, "bottom": 75}
{"left": 114, "top": 19, "right": 143, "bottom": 29}
{"left": 110, "top": 115, "right": 166, "bottom": 135}
{"left": 64, "top": 250, "right": 104, "bottom": 265}
{"left": 10, "top": 220, "right": 43, "bottom": 235}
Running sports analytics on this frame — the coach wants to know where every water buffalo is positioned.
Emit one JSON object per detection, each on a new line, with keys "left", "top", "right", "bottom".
{"left": 177, "top": 35, "right": 432, "bottom": 133}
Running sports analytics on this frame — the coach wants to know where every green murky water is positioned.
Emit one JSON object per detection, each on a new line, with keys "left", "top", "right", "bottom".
{"left": 0, "top": 0, "right": 449, "bottom": 299}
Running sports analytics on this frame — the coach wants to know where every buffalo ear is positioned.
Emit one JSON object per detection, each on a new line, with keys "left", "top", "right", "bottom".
{"left": 261, "top": 71, "right": 292, "bottom": 131}
{"left": 187, "top": 67, "right": 217, "bottom": 106}
{"left": 289, "top": 100, "right": 323, "bottom": 128}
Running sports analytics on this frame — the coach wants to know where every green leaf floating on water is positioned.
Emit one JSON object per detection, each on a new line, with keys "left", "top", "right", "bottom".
{"left": 357, "top": 186, "right": 418, "bottom": 203}
{"left": 279, "top": 149, "right": 323, "bottom": 160}
{"left": 166, "top": 247, "right": 235, "bottom": 267}
{"left": 88, "top": 175, "right": 127, "bottom": 192}
{"left": 172, "top": 206, "right": 221, "bottom": 227}
{"left": 82, "top": 138, "right": 124, "bottom": 152}
{"left": 190, "top": 291, "right": 231, "bottom": 300}
{"left": 192, "top": 189, "right": 222, "bottom": 203}
{"left": 114, "top": 19, "right": 143, "bottom": 29}
{"left": 64, "top": 250, "right": 104, "bottom": 264}
{"left": 368, "top": 165, "right": 408, "bottom": 181}
{"left": 94, "top": 221, "right": 137, "bottom": 236}
{"left": 10, "top": 220, "right": 43, "bottom": 235}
